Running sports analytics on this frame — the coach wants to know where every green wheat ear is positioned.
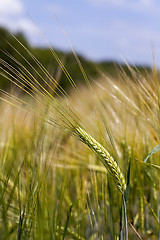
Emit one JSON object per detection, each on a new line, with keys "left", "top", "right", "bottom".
{"left": 75, "top": 127, "right": 126, "bottom": 194}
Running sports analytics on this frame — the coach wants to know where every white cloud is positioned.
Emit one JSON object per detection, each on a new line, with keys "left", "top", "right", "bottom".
{"left": 0, "top": 0, "right": 23, "bottom": 15}
{"left": 0, "top": 0, "right": 37, "bottom": 41}
{"left": 0, "top": 16, "right": 35, "bottom": 34}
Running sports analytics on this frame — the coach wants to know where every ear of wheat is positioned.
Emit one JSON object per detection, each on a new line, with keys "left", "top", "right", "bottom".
{"left": 75, "top": 127, "right": 126, "bottom": 194}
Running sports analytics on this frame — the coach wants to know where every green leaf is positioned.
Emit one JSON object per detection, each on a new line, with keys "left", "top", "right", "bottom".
{"left": 143, "top": 196, "right": 159, "bottom": 224}
{"left": 144, "top": 144, "right": 160, "bottom": 162}
{"left": 136, "top": 159, "right": 160, "bottom": 171}
{"left": 147, "top": 162, "right": 160, "bottom": 171}
{"left": 63, "top": 198, "right": 82, "bottom": 240}
{"left": 124, "top": 158, "right": 131, "bottom": 202}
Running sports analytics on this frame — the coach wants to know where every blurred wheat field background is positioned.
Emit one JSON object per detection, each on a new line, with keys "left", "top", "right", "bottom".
{"left": 0, "top": 30, "right": 160, "bottom": 240}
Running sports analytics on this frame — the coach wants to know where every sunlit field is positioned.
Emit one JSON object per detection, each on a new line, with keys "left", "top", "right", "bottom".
{"left": 0, "top": 34, "right": 160, "bottom": 240}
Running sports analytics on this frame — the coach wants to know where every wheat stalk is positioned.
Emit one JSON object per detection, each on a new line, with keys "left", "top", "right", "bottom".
{"left": 75, "top": 127, "right": 126, "bottom": 194}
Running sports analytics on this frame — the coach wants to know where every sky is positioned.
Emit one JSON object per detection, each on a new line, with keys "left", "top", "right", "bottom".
{"left": 0, "top": 0, "right": 160, "bottom": 66}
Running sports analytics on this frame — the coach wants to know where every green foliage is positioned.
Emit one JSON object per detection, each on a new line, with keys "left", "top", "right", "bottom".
{"left": 144, "top": 144, "right": 160, "bottom": 162}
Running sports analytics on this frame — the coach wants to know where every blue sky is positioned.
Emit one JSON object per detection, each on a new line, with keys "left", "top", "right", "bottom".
{"left": 0, "top": 0, "right": 160, "bottom": 66}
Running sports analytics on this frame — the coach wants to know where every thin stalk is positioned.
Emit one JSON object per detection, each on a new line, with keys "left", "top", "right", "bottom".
{"left": 122, "top": 195, "right": 128, "bottom": 240}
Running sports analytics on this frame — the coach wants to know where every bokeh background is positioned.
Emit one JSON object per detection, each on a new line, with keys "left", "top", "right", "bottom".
{"left": 0, "top": 2, "right": 160, "bottom": 239}
{"left": 1, "top": 0, "right": 160, "bottom": 66}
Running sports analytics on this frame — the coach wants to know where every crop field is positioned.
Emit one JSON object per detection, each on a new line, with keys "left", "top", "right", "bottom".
{"left": 0, "top": 33, "right": 160, "bottom": 240}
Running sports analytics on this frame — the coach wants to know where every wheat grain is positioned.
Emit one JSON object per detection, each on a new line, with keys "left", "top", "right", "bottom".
{"left": 75, "top": 127, "right": 126, "bottom": 194}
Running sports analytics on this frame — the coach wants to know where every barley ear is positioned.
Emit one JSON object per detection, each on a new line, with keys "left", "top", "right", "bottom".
{"left": 75, "top": 127, "right": 126, "bottom": 194}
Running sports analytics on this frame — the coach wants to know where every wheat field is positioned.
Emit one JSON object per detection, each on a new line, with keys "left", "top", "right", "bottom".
{"left": 0, "top": 35, "right": 160, "bottom": 239}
